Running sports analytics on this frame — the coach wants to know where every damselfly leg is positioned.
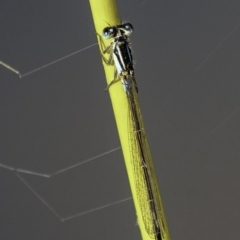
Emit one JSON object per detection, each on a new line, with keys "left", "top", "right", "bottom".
{"left": 97, "top": 33, "right": 120, "bottom": 90}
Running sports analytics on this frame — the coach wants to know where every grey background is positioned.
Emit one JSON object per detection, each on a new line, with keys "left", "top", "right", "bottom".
{"left": 1, "top": 0, "right": 240, "bottom": 239}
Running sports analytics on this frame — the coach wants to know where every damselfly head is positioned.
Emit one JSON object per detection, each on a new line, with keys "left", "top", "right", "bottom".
{"left": 118, "top": 23, "right": 134, "bottom": 36}
{"left": 102, "top": 27, "right": 117, "bottom": 39}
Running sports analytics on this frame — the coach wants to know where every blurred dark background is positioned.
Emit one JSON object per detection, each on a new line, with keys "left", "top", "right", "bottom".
{"left": 1, "top": 0, "right": 240, "bottom": 239}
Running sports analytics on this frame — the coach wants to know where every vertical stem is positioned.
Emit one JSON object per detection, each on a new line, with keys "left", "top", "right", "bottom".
{"left": 89, "top": 1, "right": 170, "bottom": 239}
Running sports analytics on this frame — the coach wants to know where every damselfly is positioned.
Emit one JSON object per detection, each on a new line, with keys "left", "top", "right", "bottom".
{"left": 99, "top": 23, "right": 167, "bottom": 240}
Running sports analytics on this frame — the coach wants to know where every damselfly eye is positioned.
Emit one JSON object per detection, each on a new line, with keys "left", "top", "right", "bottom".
{"left": 102, "top": 27, "right": 117, "bottom": 39}
{"left": 118, "top": 23, "right": 134, "bottom": 36}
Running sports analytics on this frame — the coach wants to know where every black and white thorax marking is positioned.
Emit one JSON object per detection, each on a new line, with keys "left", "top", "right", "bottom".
{"left": 101, "top": 22, "right": 137, "bottom": 95}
